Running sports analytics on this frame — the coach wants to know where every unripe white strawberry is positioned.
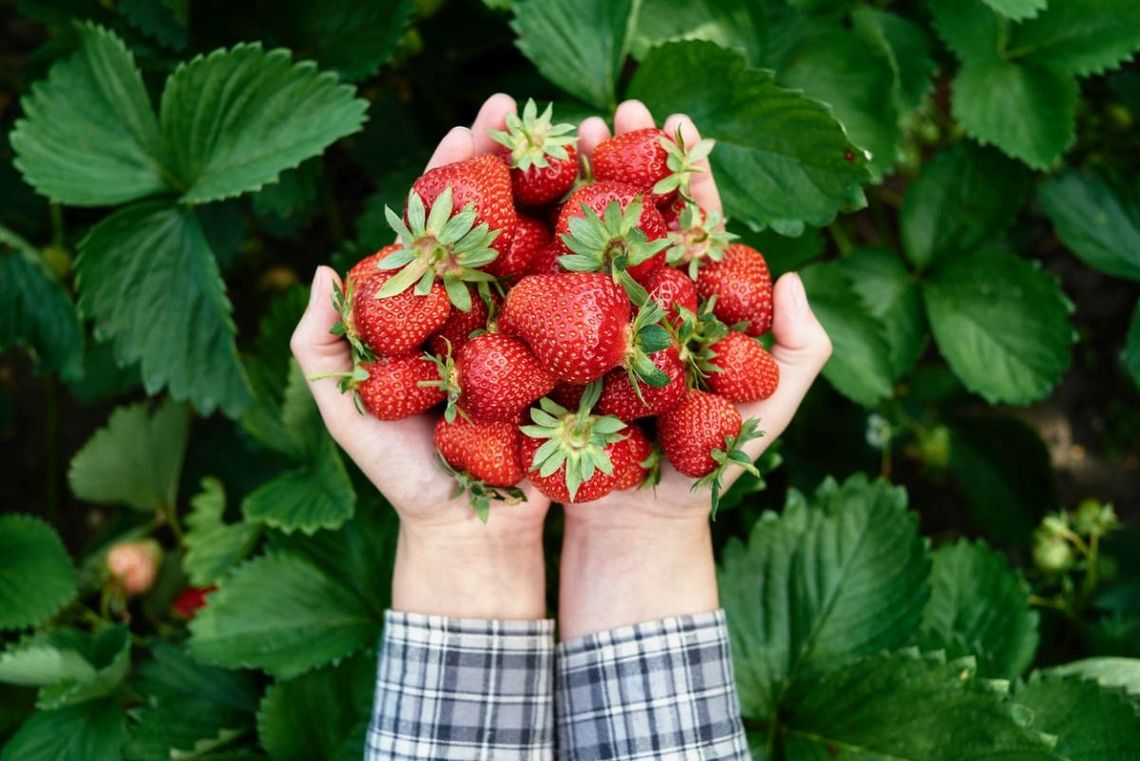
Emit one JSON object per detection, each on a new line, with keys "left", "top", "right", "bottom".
{"left": 106, "top": 539, "right": 163, "bottom": 596}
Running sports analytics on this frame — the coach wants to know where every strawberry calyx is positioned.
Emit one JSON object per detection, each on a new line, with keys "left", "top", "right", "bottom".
{"left": 653, "top": 127, "right": 715, "bottom": 200}
{"left": 487, "top": 99, "right": 578, "bottom": 172}
{"left": 419, "top": 340, "right": 466, "bottom": 423}
{"left": 307, "top": 363, "right": 373, "bottom": 416}
{"left": 695, "top": 417, "right": 763, "bottom": 519}
{"left": 330, "top": 278, "right": 374, "bottom": 363}
{"left": 638, "top": 444, "right": 663, "bottom": 491}
{"left": 559, "top": 197, "right": 669, "bottom": 304}
{"left": 521, "top": 381, "right": 627, "bottom": 502}
{"left": 623, "top": 300, "right": 674, "bottom": 396}
{"left": 667, "top": 203, "right": 737, "bottom": 279}
{"left": 438, "top": 454, "right": 525, "bottom": 524}
{"left": 673, "top": 297, "right": 731, "bottom": 385}
{"left": 378, "top": 187, "right": 500, "bottom": 312}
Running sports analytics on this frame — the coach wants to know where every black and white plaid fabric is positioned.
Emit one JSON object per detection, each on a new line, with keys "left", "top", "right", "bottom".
{"left": 556, "top": 610, "right": 749, "bottom": 760}
{"left": 366, "top": 611, "right": 556, "bottom": 760}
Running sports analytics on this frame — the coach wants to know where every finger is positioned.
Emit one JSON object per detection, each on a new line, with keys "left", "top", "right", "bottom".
{"left": 661, "top": 113, "right": 722, "bottom": 215}
{"left": 425, "top": 126, "right": 476, "bottom": 171}
{"left": 577, "top": 116, "right": 611, "bottom": 161}
{"left": 290, "top": 266, "right": 361, "bottom": 436}
{"left": 470, "top": 93, "right": 517, "bottom": 155}
{"left": 734, "top": 273, "right": 832, "bottom": 462}
{"left": 614, "top": 99, "right": 655, "bottom": 134}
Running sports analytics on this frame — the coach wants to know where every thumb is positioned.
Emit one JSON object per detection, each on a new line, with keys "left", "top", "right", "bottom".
{"left": 290, "top": 266, "right": 359, "bottom": 435}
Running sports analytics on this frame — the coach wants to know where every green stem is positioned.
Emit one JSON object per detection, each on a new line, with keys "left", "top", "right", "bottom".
{"left": 1080, "top": 532, "right": 1100, "bottom": 607}
{"left": 827, "top": 219, "right": 854, "bottom": 256}
{"left": 49, "top": 203, "right": 65, "bottom": 248}
{"left": 163, "top": 503, "right": 185, "bottom": 546}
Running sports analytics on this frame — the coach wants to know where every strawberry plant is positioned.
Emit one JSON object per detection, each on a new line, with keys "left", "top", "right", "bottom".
{"left": 2, "top": 0, "right": 1139, "bottom": 759}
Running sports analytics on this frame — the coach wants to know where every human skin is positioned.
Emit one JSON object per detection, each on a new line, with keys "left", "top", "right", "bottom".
{"left": 290, "top": 95, "right": 831, "bottom": 633}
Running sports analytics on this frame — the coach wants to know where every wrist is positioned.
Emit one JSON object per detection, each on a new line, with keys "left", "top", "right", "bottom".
{"left": 392, "top": 520, "right": 547, "bottom": 620}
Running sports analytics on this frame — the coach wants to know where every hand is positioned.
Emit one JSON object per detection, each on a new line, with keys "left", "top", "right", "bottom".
{"left": 291, "top": 94, "right": 549, "bottom": 619}
{"left": 559, "top": 100, "right": 833, "bottom": 638}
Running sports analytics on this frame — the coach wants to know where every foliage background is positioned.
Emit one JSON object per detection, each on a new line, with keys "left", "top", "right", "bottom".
{"left": 1, "top": 0, "right": 1139, "bottom": 758}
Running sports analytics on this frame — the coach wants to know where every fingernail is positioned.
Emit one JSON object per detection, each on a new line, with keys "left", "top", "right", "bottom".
{"left": 309, "top": 267, "right": 325, "bottom": 305}
{"left": 789, "top": 273, "right": 808, "bottom": 312}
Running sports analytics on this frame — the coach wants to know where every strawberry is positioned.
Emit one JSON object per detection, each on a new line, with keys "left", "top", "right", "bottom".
{"left": 705, "top": 333, "right": 780, "bottom": 402}
{"left": 487, "top": 213, "right": 550, "bottom": 278}
{"left": 592, "top": 127, "right": 715, "bottom": 206}
{"left": 524, "top": 240, "right": 565, "bottom": 276}
{"left": 696, "top": 243, "right": 774, "bottom": 336}
{"left": 426, "top": 333, "right": 555, "bottom": 423}
{"left": 548, "top": 382, "right": 586, "bottom": 410}
{"left": 520, "top": 382, "right": 644, "bottom": 503}
{"left": 341, "top": 263, "right": 451, "bottom": 357}
{"left": 347, "top": 248, "right": 386, "bottom": 285}
{"left": 434, "top": 415, "right": 527, "bottom": 522}
{"left": 488, "top": 99, "right": 579, "bottom": 207}
{"left": 666, "top": 203, "right": 736, "bottom": 278}
{"left": 500, "top": 272, "right": 672, "bottom": 387}
{"left": 374, "top": 158, "right": 514, "bottom": 310}
{"left": 555, "top": 182, "right": 669, "bottom": 290}
{"left": 597, "top": 344, "right": 686, "bottom": 421}
{"left": 107, "top": 540, "right": 162, "bottom": 596}
{"left": 646, "top": 266, "right": 698, "bottom": 328}
{"left": 658, "top": 389, "right": 761, "bottom": 516}
{"left": 172, "top": 585, "right": 216, "bottom": 621}
{"left": 427, "top": 288, "right": 497, "bottom": 357}
{"left": 611, "top": 425, "right": 654, "bottom": 491}
{"left": 355, "top": 355, "right": 446, "bottom": 420}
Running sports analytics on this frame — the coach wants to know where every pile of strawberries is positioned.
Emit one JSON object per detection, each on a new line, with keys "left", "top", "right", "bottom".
{"left": 332, "top": 101, "right": 779, "bottom": 519}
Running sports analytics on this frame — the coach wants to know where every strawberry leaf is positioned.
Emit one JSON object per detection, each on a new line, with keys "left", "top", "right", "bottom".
{"left": 1, "top": 699, "right": 127, "bottom": 761}
{"left": 0, "top": 515, "right": 77, "bottom": 631}
{"left": 183, "top": 478, "right": 261, "bottom": 587}
{"left": 1015, "top": 675, "right": 1140, "bottom": 758}
{"left": 242, "top": 435, "right": 356, "bottom": 535}
{"left": 1038, "top": 168, "right": 1140, "bottom": 281}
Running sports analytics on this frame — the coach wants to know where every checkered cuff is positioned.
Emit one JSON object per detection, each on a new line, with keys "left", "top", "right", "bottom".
{"left": 366, "top": 611, "right": 556, "bottom": 761}
{"left": 556, "top": 610, "right": 749, "bottom": 761}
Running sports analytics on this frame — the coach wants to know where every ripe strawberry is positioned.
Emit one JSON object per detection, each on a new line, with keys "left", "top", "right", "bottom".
{"left": 434, "top": 416, "right": 525, "bottom": 487}
{"left": 427, "top": 289, "right": 497, "bottom": 357}
{"left": 705, "top": 333, "right": 780, "bottom": 402}
{"left": 488, "top": 99, "right": 579, "bottom": 207}
{"left": 355, "top": 355, "right": 446, "bottom": 420}
{"left": 520, "top": 383, "right": 645, "bottom": 503}
{"left": 173, "top": 585, "right": 216, "bottom": 621}
{"left": 666, "top": 203, "right": 736, "bottom": 278}
{"left": 696, "top": 243, "right": 774, "bottom": 336}
{"left": 427, "top": 333, "right": 555, "bottom": 423}
{"left": 524, "top": 240, "right": 565, "bottom": 276}
{"left": 611, "top": 425, "right": 654, "bottom": 491}
{"left": 487, "top": 213, "right": 550, "bottom": 278}
{"left": 592, "top": 127, "right": 715, "bottom": 206}
{"left": 347, "top": 248, "right": 386, "bottom": 285}
{"left": 345, "top": 264, "right": 450, "bottom": 357}
{"left": 373, "top": 158, "right": 514, "bottom": 310}
{"left": 555, "top": 182, "right": 669, "bottom": 288}
{"left": 658, "top": 389, "right": 762, "bottom": 516}
{"left": 647, "top": 266, "right": 698, "bottom": 328}
{"left": 548, "top": 382, "right": 586, "bottom": 410}
{"left": 597, "top": 344, "right": 686, "bottom": 421}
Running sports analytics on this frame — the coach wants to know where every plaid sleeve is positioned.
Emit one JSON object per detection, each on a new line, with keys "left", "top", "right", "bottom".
{"left": 556, "top": 609, "right": 749, "bottom": 761}
{"left": 366, "top": 610, "right": 556, "bottom": 761}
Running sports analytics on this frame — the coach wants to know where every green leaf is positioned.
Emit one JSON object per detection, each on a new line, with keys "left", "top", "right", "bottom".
{"left": 68, "top": 397, "right": 189, "bottom": 512}
{"left": 948, "top": 415, "right": 1055, "bottom": 544}
{"left": 920, "top": 540, "right": 1039, "bottom": 678}
{"left": 189, "top": 552, "right": 380, "bottom": 678}
{"left": 923, "top": 252, "right": 1073, "bottom": 404}
{"left": 0, "top": 627, "right": 131, "bottom": 709}
{"left": 628, "top": 41, "right": 869, "bottom": 235}
{"left": 251, "top": 158, "right": 322, "bottom": 223}
{"left": 837, "top": 248, "right": 924, "bottom": 379}
{"left": 9, "top": 23, "right": 169, "bottom": 206}
{"left": 852, "top": 8, "right": 938, "bottom": 112}
{"left": 136, "top": 642, "right": 259, "bottom": 713}
{"left": 76, "top": 200, "right": 252, "bottom": 416}
{"left": 0, "top": 225, "right": 84, "bottom": 379}
{"left": 1009, "top": 0, "right": 1140, "bottom": 77}
{"left": 1, "top": 699, "right": 126, "bottom": 761}
{"left": 778, "top": 26, "right": 901, "bottom": 181}
{"left": 161, "top": 44, "right": 368, "bottom": 204}
{"left": 731, "top": 225, "right": 824, "bottom": 277}
{"left": 242, "top": 436, "right": 356, "bottom": 534}
{"left": 511, "top": 0, "right": 637, "bottom": 110}
{"left": 267, "top": 0, "right": 414, "bottom": 81}
{"left": 1015, "top": 675, "right": 1140, "bottom": 759}
{"left": 1045, "top": 657, "right": 1140, "bottom": 698}
{"left": 257, "top": 655, "right": 372, "bottom": 761}
{"left": 1126, "top": 301, "right": 1140, "bottom": 389}
{"left": 800, "top": 261, "right": 895, "bottom": 406}
{"left": 184, "top": 478, "right": 261, "bottom": 586}
{"left": 1038, "top": 168, "right": 1140, "bottom": 280}
{"left": 0, "top": 514, "right": 76, "bottom": 631}
{"left": 119, "top": 0, "right": 189, "bottom": 50}
{"left": 776, "top": 650, "right": 1054, "bottom": 759}
{"left": 629, "top": 0, "right": 766, "bottom": 66}
{"left": 900, "top": 143, "right": 1033, "bottom": 269}
{"left": 927, "top": 0, "right": 1003, "bottom": 64}
{"left": 719, "top": 475, "right": 930, "bottom": 719}
{"left": 981, "top": 0, "right": 1046, "bottom": 20}
{"left": 952, "top": 58, "right": 1078, "bottom": 170}
{"left": 125, "top": 701, "right": 248, "bottom": 761}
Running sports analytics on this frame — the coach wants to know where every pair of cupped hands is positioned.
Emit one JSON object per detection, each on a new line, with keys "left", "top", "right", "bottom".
{"left": 292, "top": 94, "right": 832, "bottom": 633}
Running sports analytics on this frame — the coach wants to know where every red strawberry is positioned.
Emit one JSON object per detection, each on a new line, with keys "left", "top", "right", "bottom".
{"left": 411, "top": 154, "right": 516, "bottom": 259}
{"left": 555, "top": 181, "right": 668, "bottom": 287}
{"left": 524, "top": 240, "right": 565, "bottom": 276}
{"left": 647, "top": 266, "right": 698, "bottom": 328}
{"left": 597, "top": 344, "right": 686, "bottom": 421}
{"left": 522, "top": 423, "right": 650, "bottom": 503}
{"left": 434, "top": 416, "right": 525, "bottom": 487}
{"left": 705, "top": 333, "right": 780, "bottom": 402}
{"left": 488, "top": 99, "right": 579, "bottom": 207}
{"left": 427, "top": 289, "right": 497, "bottom": 357}
{"left": 348, "top": 265, "right": 450, "bottom": 357}
{"left": 592, "top": 127, "right": 715, "bottom": 206}
{"left": 347, "top": 248, "right": 387, "bottom": 285}
{"left": 487, "top": 213, "right": 550, "bottom": 279}
{"left": 696, "top": 243, "right": 773, "bottom": 336}
{"left": 356, "top": 355, "right": 446, "bottom": 420}
{"left": 611, "top": 425, "right": 653, "bottom": 491}
{"left": 658, "top": 389, "right": 761, "bottom": 515}
{"left": 173, "top": 585, "right": 216, "bottom": 621}
{"left": 429, "top": 333, "right": 555, "bottom": 423}
{"left": 548, "top": 382, "right": 586, "bottom": 410}
{"left": 666, "top": 204, "right": 736, "bottom": 278}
